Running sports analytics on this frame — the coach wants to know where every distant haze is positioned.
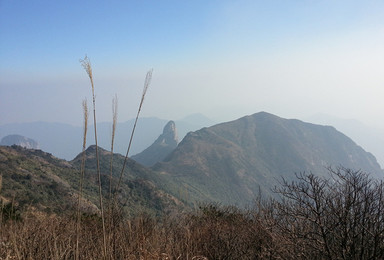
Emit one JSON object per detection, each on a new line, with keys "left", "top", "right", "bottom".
{"left": 1, "top": 1, "right": 384, "bottom": 129}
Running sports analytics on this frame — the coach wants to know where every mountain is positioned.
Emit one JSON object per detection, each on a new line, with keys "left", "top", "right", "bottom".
{"left": 0, "top": 134, "right": 39, "bottom": 149}
{"left": 154, "top": 112, "right": 383, "bottom": 206}
{"left": 132, "top": 121, "right": 179, "bottom": 166}
{"left": 0, "top": 145, "right": 184, "bottom": 216}
{"left": 0, "top": 115, "right": 215, "bottom": 160}
{"left": 0, "top": 119, "right": 168, "bottom": 161}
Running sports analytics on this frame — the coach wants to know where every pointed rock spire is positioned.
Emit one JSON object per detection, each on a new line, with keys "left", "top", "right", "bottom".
{"left": 131, "top": 121, "right": 178, "bottom": 167}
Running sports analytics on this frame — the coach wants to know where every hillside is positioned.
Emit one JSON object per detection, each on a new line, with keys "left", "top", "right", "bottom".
{"left": 0, "top": 145, "right": 184, "bottom": 216}
{"left": 154, "top": 112, "right": 383, "bottom": 206}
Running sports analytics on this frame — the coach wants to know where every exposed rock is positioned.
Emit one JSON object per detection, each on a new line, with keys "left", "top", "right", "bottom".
{"left": 160, "top": 120, "right": 178, "bottom": 147}
{"left": 0, "top": 134, "right": 39, "bottom": 149}
{"left": 132, "top": 121, "right": 178, "bottom": 166}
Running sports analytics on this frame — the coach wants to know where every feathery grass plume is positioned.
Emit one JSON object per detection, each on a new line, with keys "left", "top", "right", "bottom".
{"left": 76, "top": 99, "right": 88, "bottom": 260}
{"left": 79, "top": 56, "right": 107, "bottom": 259}
{"left": 115, "top": 69, "right": 153, "bottom": 195}
{"left": 109, "top": 95, "right": 118, "bottom": 201}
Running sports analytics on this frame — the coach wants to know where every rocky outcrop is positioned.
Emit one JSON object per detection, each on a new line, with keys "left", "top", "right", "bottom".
{"left": 0, "top": 134, "right": 39, "bottom": 149}
{"left": 132, "top": 121, "right": 178, "bottom": 166}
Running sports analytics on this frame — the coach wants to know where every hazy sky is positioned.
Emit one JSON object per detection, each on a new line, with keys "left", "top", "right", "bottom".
{"left": 1, "top": 1, "right": 384, "bottom": 127}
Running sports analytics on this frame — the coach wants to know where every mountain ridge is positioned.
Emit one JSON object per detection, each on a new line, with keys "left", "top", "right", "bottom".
{"left": 0, "top": 145, "right": 185, "bottom": 216}
{"left": 155, "top": 112, "right": 383, "bottom": 205}
{"left": 1, "top": 111, "right": 382, "bottom": 212}
{"left": 0, "top": 115, "right": 214, "bottom": 160}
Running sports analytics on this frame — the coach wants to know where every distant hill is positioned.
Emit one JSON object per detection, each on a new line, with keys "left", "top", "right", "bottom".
{"left": 0, "top": 134, "right": 39, "bottom": 149}
{"left": 154, "top": 112, "right": 383, "bottom": 206}
{"left": 0, "top": 122, "right": 81, "bottom": 160}
{"left": 0, "top": 115, "right": 215, "bottom": 160}
{"left": 132, "top": 121, "right": 179, "bottom": 166}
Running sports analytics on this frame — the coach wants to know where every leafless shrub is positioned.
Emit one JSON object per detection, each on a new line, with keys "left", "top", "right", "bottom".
{"left": 272, "top": 167, "right": 384, "bottom": 259}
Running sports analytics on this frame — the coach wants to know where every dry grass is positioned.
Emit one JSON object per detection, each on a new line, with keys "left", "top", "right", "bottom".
{"left": 80, "top": 55, "right": 107, "bottom": 259}
{"left": 77, "top": 57, "right": 155, "bottom": 259}
{"left": 2, "top": 168, "right": 384, "bottom": 259}
{"left": 76, "top": 99, "right": 88, "bottom": 260}
{"left": 115, "top": 68, "right": 153, "bottom": 194}
{"left": 0, "top": 175, "right": 2, "bottom": 227}
{"left": 109, "top": 95, "right": 118, "bottom": 203}
{"left": 0, "top": 205, "right": 280, "bottom": 260}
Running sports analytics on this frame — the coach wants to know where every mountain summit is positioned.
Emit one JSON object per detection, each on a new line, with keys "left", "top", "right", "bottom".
{"left": 132, "top": 121, "right": 178, "bottom": 166}
{"left": 155, "top": 112, "right": 383, "bottom": 205}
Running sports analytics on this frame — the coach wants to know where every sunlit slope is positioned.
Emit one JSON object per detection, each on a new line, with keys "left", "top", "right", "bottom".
{"left": 155, "top": 112, "right": 383, "bottom": 206}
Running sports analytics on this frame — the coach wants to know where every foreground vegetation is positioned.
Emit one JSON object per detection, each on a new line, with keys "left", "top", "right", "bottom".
{"left": 1, "top": 167, "right": 384, "bottom": 259}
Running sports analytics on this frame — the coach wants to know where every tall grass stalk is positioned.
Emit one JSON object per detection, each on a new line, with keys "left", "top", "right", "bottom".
{"left": 109, "top": 95, "right": 118, "bottom": 202}
{"left": 80, "top": 56, "right": 107, "bottom": 259}
{"left": 115, "top": 69, "right": 153, "bottom": 194}
{"left": 76, "top": 99, "right": 88, "bottom": 260}
{"left": 108, "top": 95, "right": 118, "bottom": 254}
{"left": 0, "top": 174, "right": 2, "bottom": 226}
{"left": 0, "top": 174, "right": 3, "bottom": 237}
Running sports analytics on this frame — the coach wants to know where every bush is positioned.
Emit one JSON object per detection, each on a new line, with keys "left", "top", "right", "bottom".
{"left": 1, "top": 201, "right": 22, "bottom": 223}
{"left": 273, "top": 167, "right": 384, "bottom": 259}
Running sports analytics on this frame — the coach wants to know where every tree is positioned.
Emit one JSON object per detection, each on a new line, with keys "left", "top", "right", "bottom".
{"left": 273, "top": 167, "right": 384, "bottom": 259}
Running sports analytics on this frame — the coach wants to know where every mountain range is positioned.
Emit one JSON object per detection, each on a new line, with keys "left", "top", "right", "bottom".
{"left": 0, "top": 114, "right": 215, "bottom": 161}
{"left": 1, "top": 111, "right": 382, "bottom": 214}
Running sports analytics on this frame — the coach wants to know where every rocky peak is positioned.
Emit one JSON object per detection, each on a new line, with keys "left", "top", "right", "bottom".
{"left": 131, "top": 121, "right": 179, "bottom": 167}
{"left": 0, "top": 134, "right": 39, "bottom": 149}
{"left": 157, "top": 121, "right": 178, "bottom": 147}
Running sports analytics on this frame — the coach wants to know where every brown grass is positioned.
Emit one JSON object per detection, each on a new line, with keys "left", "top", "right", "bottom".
{"left": 115, "top": 69, "right": 153, "bottom": 194}
{"left": 2, "top": 168, "right": 384, "bottom": 259}
{"left": 109, "top": 95, "right": 118, "bottom": 203}
{"left": 0, "top": 205, "right": 280, "bottom": 260}
{"left": 80, "top": 55, "right": 107, "bottom": 259}
{"left": 76, "top": 99, "right": 88, "bottom": 260}
{"left": 77, "top": 57, "right": 155, "bottom": 259}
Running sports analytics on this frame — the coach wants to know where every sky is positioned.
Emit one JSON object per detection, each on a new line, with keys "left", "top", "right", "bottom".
{"left": 1, "top": 0, "right": 384, "bottom": 127}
